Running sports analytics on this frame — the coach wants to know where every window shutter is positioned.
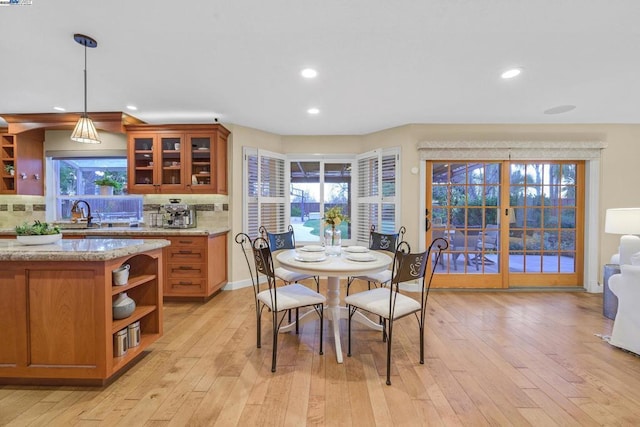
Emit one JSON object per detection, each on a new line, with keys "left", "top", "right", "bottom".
{"left": 355, "top": 148, "right": 400, "bottom": 243}
{"left": 243, "top": 148, "right": 287, "bottom": 239}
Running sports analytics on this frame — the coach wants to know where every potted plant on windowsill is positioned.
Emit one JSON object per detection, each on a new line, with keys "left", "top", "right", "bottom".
{"left": 94, "top": 171, "right": 123, "bottom": 196}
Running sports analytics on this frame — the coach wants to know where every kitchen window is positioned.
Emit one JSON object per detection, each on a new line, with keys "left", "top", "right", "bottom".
{"left": 46, "top": 157, "right": 143, "bottom": 223}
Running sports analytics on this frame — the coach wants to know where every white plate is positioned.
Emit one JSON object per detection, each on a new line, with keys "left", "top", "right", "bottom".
{"left": 197, "top": 147, "right": 208, "bottom": 150}
{"left": 346, "top": 253, "right": 376, "bottom": 262}
{"left": 343, "top": 246, "right": 369, "bottom": 253}
{"left": 300, "top": 245, "right": 325, "bottom": 252}
{"left": 295, "top": 254, "right": 327, "bottom": 262}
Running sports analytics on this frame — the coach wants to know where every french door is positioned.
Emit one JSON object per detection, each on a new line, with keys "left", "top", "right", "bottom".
{"left": 426, "top": 161, "right": 584, "bottom": 289}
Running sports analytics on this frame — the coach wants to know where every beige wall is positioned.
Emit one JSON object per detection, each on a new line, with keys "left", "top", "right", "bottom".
{"left": 227, "top": 122, "right": 640, "bottom": 291}
{"left": 4, "top": 123, "right": 639, "bottom": 291}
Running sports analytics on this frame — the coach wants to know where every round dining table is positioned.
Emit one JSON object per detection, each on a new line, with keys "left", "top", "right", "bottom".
{"left": 276, "top": 248, "right": 393, "bottom": 363}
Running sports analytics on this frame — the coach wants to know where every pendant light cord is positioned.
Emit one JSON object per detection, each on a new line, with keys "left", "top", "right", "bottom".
{"left": 83, "top": 43, "right": 88, "bottom": 118}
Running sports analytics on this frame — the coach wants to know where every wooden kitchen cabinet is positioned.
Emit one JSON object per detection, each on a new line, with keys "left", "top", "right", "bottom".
{"left": 126, "top": 124, "right": 229, "bottom": 195}
{"left": 0, "top": 128, "right": 44, "bottom": 195}
{"left": 163, "top": 233, "right": 228, "bottom": 300}
{"left": 0, "top": 247, "right": 163, "bottom": 385}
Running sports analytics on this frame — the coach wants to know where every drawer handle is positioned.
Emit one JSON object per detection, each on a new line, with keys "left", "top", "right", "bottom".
{"left": 178, "top": 266, "right": 194, "bottom": 270}
{"left": 178, "top": 250, "right": 193, "bottom": 254}
{"left": 179, "top": 281, "right": 193, "bottom": 285}
{"left": 178, "top": 240, "right": 193, "bottom": 244}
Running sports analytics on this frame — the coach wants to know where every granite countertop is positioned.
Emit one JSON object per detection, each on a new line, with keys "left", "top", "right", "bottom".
{"left": 0, "top": 226, "right": 230, "bottom": 237}
{"left": 0, "top": 238, "right": 171, "bottom": 262}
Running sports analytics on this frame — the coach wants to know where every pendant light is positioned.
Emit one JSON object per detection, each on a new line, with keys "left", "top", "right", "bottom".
{"left": 70, "top": 33, "right": 101, "bottom": 144}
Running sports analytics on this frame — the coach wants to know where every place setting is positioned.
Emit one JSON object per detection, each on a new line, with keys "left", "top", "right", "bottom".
{"left": 344, "top": 252, "right": 377, "bottom": 262}
{"left": 294, "top": 245, "right": 327, "bottom": 262}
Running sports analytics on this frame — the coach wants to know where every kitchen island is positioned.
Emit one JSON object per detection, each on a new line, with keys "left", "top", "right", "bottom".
{"left": 0, "top": 238, "right": 169, "bottom": 385}
{"left": 0, "top": 226, "right": 230, "bottom": 301}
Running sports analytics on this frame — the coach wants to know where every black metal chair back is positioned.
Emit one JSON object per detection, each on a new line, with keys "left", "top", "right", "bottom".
{"left": 369, "top": 225, "right": 406, "bottom": 253}
{"left": 389, "top": 237, "right": 448, "bottom": 322}
{"left": 259, "top": 225, "right": 295, "bottom": 251}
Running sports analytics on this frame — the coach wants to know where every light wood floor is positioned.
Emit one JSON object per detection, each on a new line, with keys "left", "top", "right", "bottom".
{"left": 2, "top": 282, "right": 640, "bottom": 426}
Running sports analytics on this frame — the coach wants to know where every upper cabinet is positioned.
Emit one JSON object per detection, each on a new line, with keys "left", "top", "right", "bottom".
{"left": 126, "top": 124, "right": 229, "bottom": 195}
{"left": 0, "top": 129, "right": 44, "bottom": 195}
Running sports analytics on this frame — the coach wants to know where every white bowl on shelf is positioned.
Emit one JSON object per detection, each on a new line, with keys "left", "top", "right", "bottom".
{"left": 16, "top": 233, "right": 62, "bottom": 245}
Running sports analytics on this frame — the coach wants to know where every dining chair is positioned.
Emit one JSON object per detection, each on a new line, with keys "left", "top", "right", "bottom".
{"left": 259, "top": 225, "right": 321, "bottom": 334}
{"left": 258, "top": 225, "right": 320, "bottom": 292}
{"left": 450, "top": 229, "right": 477, "bottom": 271}
{"left": 474, "top": 224, "right": 499, "bottom": 270}
{"left": 235, "top": 233, "right": 325, "bottom": 373}
{"left": 345, "top": 237, "right": 448, "bottom": 385}
{"left": 346, "top": 225, "right": 406, "bottom": 296}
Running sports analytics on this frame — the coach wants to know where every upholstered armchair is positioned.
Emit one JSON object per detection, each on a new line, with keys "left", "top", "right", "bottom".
{"left": 608, "top": 263, "right": 640, "bottom": 355}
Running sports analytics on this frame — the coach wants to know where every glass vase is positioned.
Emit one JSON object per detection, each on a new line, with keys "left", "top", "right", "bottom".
{"left": 324, "top": 227, "right": 342, "bottom": 256}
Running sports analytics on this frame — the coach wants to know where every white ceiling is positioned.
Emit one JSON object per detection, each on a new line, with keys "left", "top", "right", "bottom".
{"left": 1, "top": 0, "right": 639, "bottom": 136}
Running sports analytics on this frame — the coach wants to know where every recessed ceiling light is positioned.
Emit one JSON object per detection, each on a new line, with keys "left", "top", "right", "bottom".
{"left": 307, "top": 107, "right": 320, "bottom": 115}
{"left": 501, "top": 68, "right": 522, "bottom": 79}
{"left": 544, "top": 105, "right": 576, "bottom": 115}
{"left": 126, "top": 105, "right": 138, "bottom": 111}
{"left": 53, "top": 106, "right": 66, "bottom": 112}
{"left": 301, "top": 68, "right": 318, "bottom": 79}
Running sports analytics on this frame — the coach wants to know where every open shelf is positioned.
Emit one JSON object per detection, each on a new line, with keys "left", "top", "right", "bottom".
{"left": 112, "top": 305, "right": 156, "bottom": 333}
{"left": 111, "top": 333, "right": 160, "bottom": 372}
{"left": 111, "top": 274, "right": 156, "bottom": 295}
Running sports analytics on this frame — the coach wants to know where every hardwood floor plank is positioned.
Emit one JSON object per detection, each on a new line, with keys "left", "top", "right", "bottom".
{"left": 2, "top": 290, "right": 640, "bottom": 426}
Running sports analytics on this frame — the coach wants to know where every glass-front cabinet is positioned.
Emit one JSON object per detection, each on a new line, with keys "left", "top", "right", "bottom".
{"left": 127, "top": 125, "right": 229, "bottom": 194}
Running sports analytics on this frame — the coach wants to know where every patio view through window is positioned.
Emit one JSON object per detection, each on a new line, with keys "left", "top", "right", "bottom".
{"left": 428, "top": 160, "right": 584, "bottom": 289}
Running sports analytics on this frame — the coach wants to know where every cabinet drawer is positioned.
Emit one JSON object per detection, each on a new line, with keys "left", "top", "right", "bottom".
{"left": 166, "top": 278, "right": 206, "bottom": 294}
{"left": 167, "top": 263, "right": 206, "bottom": 278}
{"left": 169, "top": 237, "right": 206, "bottom": 248}
{"left": 166, "top": 249, "right": 205, "bottom": 262}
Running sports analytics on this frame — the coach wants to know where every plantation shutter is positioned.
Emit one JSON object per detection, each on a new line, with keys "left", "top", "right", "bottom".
{"left": 354, "top": 147, "right": 400, "bottom": 245}
{"left": 243, "top": 148, "right": 287, "bottom": 239}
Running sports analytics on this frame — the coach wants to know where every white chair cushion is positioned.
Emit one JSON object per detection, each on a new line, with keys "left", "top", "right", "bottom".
{"left": 353, "top": 270, "right": 392, "bottom": 285}
{"left": 345, "top": 288, "right": 421, "bottom": 320}
{"left": 257, "top": 283, "right": 326, "bottom": 312}
{"left": 274, "top": 267, "right": 314, "bottom": 283}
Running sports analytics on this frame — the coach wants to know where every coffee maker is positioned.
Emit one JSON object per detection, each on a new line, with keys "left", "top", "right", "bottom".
{"left": 162, "top": 201, "right": 197, "bottom": 229}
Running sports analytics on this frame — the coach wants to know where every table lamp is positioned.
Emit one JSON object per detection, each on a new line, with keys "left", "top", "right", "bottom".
{"left": 605, "top": 208, "right": 640, "bottom": 265}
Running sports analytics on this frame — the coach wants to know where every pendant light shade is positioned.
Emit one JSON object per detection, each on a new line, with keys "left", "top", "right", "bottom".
{"left": 71, "top": 33, "right": 101, "bottom": 144}
{"left": 71, "top": 116, "right": 101, "bottom": 144}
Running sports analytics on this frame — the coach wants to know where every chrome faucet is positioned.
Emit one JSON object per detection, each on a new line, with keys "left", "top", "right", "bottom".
{"left": 71, "top": 200, "right": 93, "bottom": 227}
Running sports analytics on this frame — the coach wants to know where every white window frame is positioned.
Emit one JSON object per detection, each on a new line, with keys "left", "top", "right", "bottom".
{"left": 242, "top": 147, "right": 401, "bottom": 248}
{"left": 287, "top": 154, "right": 356, "bottom": 245}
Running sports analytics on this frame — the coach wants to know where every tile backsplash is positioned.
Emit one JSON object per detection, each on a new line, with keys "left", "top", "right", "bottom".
{"left": 0, "top": 194, "right": 229, "bottom": 229}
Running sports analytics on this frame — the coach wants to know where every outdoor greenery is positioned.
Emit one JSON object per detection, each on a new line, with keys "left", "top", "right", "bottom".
{"left": 94, "top": 171, "right": 123, "bottom": 191}
{"left": 303, "top": 219, "right": 349, "bottom": 237}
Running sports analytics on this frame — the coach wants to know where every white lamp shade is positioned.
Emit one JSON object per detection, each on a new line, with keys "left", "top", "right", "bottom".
{"left": 70, "top": 116, "right": 101, "bottom": 144}
{"left": 605, "top": 208, "right": 640, "bottom": 265}
{"left": 605, "top": 208, "right": 640, "bottom": 235}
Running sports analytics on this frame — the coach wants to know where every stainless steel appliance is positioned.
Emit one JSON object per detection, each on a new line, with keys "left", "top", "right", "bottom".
{"left": 163, "top": 201, "right": 197, "bottom": 229}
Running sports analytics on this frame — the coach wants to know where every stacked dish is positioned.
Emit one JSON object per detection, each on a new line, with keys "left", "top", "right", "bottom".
{"left": 295, "top": 252, "right": 327, "bottom": 262}
{"left": 346, "top": 252, "right": 376, "bottom": 262}
{"left": 299, "top": 245, "right": 325, "bottom": 252}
